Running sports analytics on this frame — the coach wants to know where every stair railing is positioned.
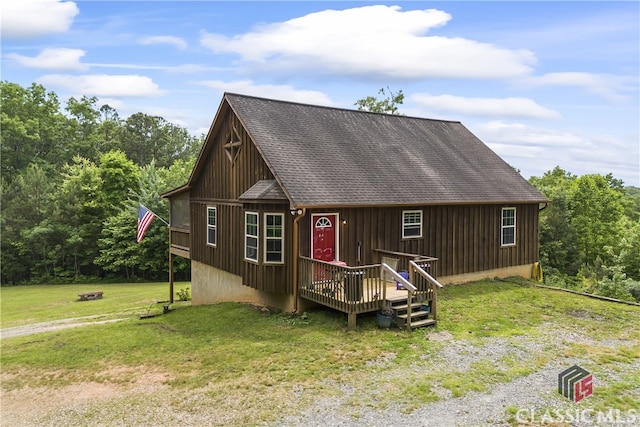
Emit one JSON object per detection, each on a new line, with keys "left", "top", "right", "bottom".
{"left": 381, "top": 263, "right": 417, "bottom": 330}
{"left": 409, "top": 260, "right": 444, "bottom": 322}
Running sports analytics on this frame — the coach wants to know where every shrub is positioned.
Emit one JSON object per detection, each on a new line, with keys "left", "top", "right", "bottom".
{"left": 176, "top": 287, "right": 191, "bottom": 301}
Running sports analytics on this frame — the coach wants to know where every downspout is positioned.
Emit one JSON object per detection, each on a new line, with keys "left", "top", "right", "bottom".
{"left": 292, "top": 207, "right": 306, "bottom": 313}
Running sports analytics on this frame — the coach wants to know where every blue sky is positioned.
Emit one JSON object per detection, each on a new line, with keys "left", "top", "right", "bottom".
{"left": 2, "top": 1, "right": 639, "bottom": 186}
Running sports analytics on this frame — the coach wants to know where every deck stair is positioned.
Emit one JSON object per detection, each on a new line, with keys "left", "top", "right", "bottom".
{"left": 387, "top": 295, "right": 436, "bottom": 330}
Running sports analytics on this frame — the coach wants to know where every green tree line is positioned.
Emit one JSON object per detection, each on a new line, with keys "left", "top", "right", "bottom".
{"left": 530, "top": 167, "right": 640, "bottom": 302}
{"left": 2, "top": 81, "right": 639, "bottom": 304}
{"left": 1, "top": 81, "right": 200, "bottom": 284}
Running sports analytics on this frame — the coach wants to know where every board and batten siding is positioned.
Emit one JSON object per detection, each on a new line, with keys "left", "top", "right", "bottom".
{"left": 300, "top": 203, "right": 540, "bottom": 277}
{"left": 189, "top": 109, "right": 292, "bottom": 293}
{"left": 190, "top": 110, "right": 275, "bottom": 201}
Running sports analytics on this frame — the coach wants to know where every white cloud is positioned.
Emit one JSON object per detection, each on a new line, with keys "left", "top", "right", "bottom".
{"left": 139, "top": 35, "right": 188, "bottom": 50}
{"left": 37, "top": 74, "right": 166, "bottom": 97}
{"left": 521, "top": 72, "right": 635, "bottom": 102}
{"left": 1, "top": 0, "right": 78, "bottom": 39}
{"left": 476, "top": 121, "right": 582, "bottom": 148}
{"left": 196, "top": 80, "right": 334, "bottom": 106}
{"left": 5, "top": 48, "right": 88, "bottom": 71}
{"left": 472, "top": 120, "right": 639, "bottom": 185}
{"left": 412, "top": 94, "right": 561, "bottom": 119}
{"left": 200, "top": 5, "right": 536, "bottom": 79}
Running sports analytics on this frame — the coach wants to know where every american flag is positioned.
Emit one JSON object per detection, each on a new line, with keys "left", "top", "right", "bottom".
{"left": 137, "top": 205, "right": 156, "bottom": 243}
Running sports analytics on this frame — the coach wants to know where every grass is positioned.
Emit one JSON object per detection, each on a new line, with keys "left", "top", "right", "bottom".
{"left": 0, "top": 282, "right": 190, "bottom": 327}
{"left": 1, "top": 279, "right": 639, "bottom": 425}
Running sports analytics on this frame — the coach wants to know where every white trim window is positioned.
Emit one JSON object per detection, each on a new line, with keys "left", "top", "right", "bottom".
{"left": 402, "top": 210, "right": 423, "bottom": 239}
{"left": 245, "top": 212, "right": 259, "bottom": 262}
{"left": 501, "top": 207, "right": 516, "bottom": 246}
{"left": 206, "top": 206, "right": 217, "bottom": 246}
{"left": 264, "top": 213, "right": 284, "bottom": 264}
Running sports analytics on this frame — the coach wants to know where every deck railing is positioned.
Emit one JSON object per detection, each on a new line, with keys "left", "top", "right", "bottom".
{"left": 298, "top": 254, "right": 442, "bottom": 330}
{"left": 298, "top": 257, "right": 386, "bottom": 315}
{"left": 409, "top": 260, "right": 443, "bottom": 328}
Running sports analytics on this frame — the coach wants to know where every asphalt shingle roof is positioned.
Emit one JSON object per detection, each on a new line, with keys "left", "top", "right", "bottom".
{"left": 239, "top": 180, "right": 288, "bottom": 201}
{"left": 224, "top": 93, "right": 547, "bottom": 207}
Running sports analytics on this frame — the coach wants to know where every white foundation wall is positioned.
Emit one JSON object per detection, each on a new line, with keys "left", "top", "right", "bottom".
{"left": 191, "top": 260, "right": 296, "bottom": 311}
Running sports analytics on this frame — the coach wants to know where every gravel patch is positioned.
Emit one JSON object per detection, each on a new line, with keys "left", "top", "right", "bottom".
{"left": 1, "top": 316, "right": 127, "bottom": 339}
{"left": 2, "top": 319, "right": 638, "bottom": 426}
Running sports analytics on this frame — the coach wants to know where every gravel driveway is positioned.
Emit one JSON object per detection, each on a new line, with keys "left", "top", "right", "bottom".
{"left": 1, "top": 319, "right": 638, "bottom": 426}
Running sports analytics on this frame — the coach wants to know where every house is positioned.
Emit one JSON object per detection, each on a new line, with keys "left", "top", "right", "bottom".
{"left": 162, "top": 93, "right": 548, "bottom": 329}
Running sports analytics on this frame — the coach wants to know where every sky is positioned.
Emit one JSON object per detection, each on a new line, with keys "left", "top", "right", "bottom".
{"left": 2, "top": 1, "right": 639, "bottom": 186}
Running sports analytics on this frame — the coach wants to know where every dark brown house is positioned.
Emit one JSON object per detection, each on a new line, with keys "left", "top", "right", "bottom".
{"left": 163, "top": 93, "right": 548, "bottom": 329}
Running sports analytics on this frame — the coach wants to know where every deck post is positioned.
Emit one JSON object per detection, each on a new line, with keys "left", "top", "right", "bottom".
{"left": 169, "top": 252, "right": 174, "bottom": 304}
{"left": 347, "top": 312, "right": 357, "bottom": 330}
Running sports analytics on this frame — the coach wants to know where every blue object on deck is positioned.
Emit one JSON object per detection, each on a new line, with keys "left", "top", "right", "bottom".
{"left": 396, "top": 271, "right": 409, "bottom": 290}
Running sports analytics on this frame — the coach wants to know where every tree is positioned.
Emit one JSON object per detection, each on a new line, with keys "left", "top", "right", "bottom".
{"left": 64, "top": 95, "right": 101, "bottom": 161}
{"left": 1, "top": 163, "right": 58, "bottom": 282}
{"left": 99, "top": 150, "right": 140, "bottom": 216}
{"left": 54, "top": 157, "right": 104, "bottom": 277}
{"left": 529, "top": 167, "right": 580, "bottom": 275}
{"left": 569, "top": 174, "right": 624, "bottom": 267}
{"left": 1, "top": 82, "right": 67, "bottom": 181}
{"left": 120, "top": 113, "right": 201, "bottom": 168}
{"left": 354, "top": 87, "right": 404, "bottom": 115}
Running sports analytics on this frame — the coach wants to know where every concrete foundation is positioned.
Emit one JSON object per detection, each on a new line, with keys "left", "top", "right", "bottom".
{"left": 191, "top": 261, "right": 296, "bottom": 312}
{"left": 438, "top": 264, "right": 534, "bottom": 286}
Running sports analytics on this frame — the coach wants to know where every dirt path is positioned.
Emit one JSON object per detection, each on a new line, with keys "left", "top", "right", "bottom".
{"left": 0, "top": 316, "right": 127, "bottom": 339}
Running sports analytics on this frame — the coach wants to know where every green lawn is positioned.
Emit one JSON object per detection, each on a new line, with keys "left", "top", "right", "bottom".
{"left": 0, "top": 282, "right": 189, "bottom": 327}
{"left": 1, "top": 279, "right": 639, "bottom": 425}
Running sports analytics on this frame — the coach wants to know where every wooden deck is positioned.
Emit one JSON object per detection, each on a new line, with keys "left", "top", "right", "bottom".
{"left": 298, "top": 256, "right": 441, "bottom": 330}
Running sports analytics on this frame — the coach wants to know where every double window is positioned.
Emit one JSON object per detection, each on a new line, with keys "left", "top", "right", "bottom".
{"left": 501, "top": 207, "right": 516, "bottom": 246}
{"left": 207, "top": 207, "right": 217, "bottom": 246}
{"left": 244, "top": 212, "right": 284, "bottom": 264}
{"left": 402, "top": 210, "right": 423, "bottom": 239}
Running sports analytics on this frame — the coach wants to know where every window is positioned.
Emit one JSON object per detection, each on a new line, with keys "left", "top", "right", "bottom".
{"left": 264, "top": 213, "right": 284, "bottom": 263}
{"left": 245, "top": 212, "right": 259, "bottom": 262}
{"left": 501, "top": 207, "right": 516, "bottom": 246}
{"left": 402, "top": 210, "right": 423, "bottom": 238}
{"left": 206, "top": 207, "right": 216, "bottom": 246}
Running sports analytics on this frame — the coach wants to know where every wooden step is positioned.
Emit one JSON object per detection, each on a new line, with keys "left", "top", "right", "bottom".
{"left": 396, "top": 310, "right": 431, "bottom": 321}
{"left": 390, "top": 302, "right": 423, "bottom": 311}
{"left": 408, "top": 318, "right": 436, "bottom": 329}
{"left": 386, "top": 295, "right": 410, "bottom": 303}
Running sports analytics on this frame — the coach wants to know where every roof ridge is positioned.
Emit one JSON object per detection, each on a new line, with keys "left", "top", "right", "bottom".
{"left": 223, "top": 92, "right": 462, "bottom": 124}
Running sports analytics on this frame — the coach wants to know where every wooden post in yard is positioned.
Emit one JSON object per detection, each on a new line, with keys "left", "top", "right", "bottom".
{"left": 347, "top": 311, "right": 356, "bottom": 330}
{"left": 169, "top": 252, "right": 174, "bottom": 304}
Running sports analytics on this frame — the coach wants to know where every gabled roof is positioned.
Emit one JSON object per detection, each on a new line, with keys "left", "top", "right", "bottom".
{"left": 192, "top": 93, "right": 547, "bottom": 207}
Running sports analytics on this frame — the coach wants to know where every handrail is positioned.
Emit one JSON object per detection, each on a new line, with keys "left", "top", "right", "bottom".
{"left": 381, "top": 262, "right": 417, "bottom": 331}
{"left": 381, "top": 263, "right": 416, "bottom": 292}
{"left": 375, "top": 248, "right": 438, "bottom": 262}
{"left": 409, "top": 260, "right": 444, "bottom": 288}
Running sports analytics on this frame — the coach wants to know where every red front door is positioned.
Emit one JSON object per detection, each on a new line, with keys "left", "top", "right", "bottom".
{"left": 312, "top": 214, "right": 338, "bottom": 262}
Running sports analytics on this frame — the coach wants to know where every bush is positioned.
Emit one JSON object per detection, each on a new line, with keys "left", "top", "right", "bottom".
{"left": 176, "top": 287, "right": 191, "bottom": 301}
{"left": 627, "top": 281, "right": 640, "bottom": 302}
